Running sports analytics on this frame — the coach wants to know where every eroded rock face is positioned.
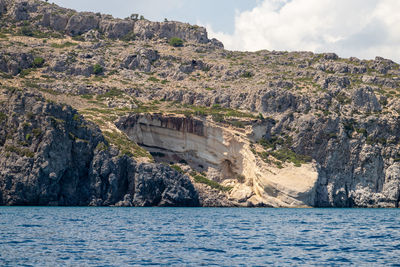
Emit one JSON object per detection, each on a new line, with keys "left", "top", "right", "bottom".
{"left": 41, "top": 12, "right": 69, "bottom": 32}
{"left": 116, "top": 112, "right": 400, "bottom": 208}
{"left": 8, "top": 0, "right": 36, "bottom": 21}
{"left": 133, "top": 20, "right": 209, "bottom": 44}
{"left": 351, "top": 87, "right": 381, "bottom": 112}
{"left": 0, "top": 52, "right": 33, "bottom": 75}
{"left": 99, "top": 19, "right": 134, "bottom": 39}
{"left": 65, "top": 13, "right": 100, "bottom": 36}
{"left": 0, "top": 90, "right": 199, "bottom": 207}
{"left": 0, "top": 0, "right": 7, "bottom": 16}
{"left": 116, "top": 114, "right": 319, "bottom": 207}
{"left": 121, "top": 49, "right": 160, "bottom": 72}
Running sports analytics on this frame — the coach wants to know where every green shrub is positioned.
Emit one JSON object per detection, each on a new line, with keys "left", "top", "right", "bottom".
{"left": 93, "top": 64, "right": 103, "bottom": 75}
{"left": 228, "top": 120, "right": 245, "bottom": 128}
{"left": 212, "top": 113, "right": 225, "bottom": 123}
{"left": 237, "top": 175, "right": 245, "bottom": 183}
{"left": 96, "top": 88, "right": 123, "bottom": 100}
{"left": 171, "top": 164, "right": 184, "bottom": 174}
{"left": 366, "top": 136, "right": 375, "bottom": 145}
{"left": 19, "top": 26, "right": 34, "bottom": 36}
{"left": 80, "top": 94, "right": 93, "bottom": 99}
{"left": 95, "top": 142, "right": 109, "bottom": 152}
{"left": 72, "top": 114, "right": 80, "bottom": 121}
{"left": 72, "top": 35, "right": 85, "bottom": 42}
{"left": 33, "top": 57, "right": 45, "bottom": 68}
{"left": 0, "top": 112, "right": 6, "bottom": 122}
{"left": 191, "top": 172, "right": 232, "bottom": 192}
{"left": 121, "top": 31, "right": 137, "bottom": 42}
{"left": 4, "top": 145, "right": 34, "bottom": 158}
{"left": 241, "top": 71, "right": 254, "bottom": 78}
{"left": 257, "top": 137, "right": 311, "bottom": 167}
{"left": 355, "top": 128, "right": 367, "bottom": 137}
{"left": 147, "top": 76, "right": 160, "bottom": 83}
{"left": 51, "top": 42, "right": 77, "bottom": 49}
{"left": 19, "top": 68, "right": 33, "bottom": 77}
{"left": 32, "top": 128, "right": 42, "bottom": 137}
{"left": 169, "top": 37, "right": 184, "bottom": 47}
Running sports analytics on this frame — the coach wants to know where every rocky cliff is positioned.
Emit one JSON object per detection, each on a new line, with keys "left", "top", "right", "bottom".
{"left": 0, "top": 0, "right": 400, "bottom": 207}
{"left": 0, "top": 89, "right": 199, "bottom": 206}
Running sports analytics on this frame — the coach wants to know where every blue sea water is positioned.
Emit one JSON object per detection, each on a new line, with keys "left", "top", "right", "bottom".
{"left": 0, "top": 207, "right": 399, "bottom": 266}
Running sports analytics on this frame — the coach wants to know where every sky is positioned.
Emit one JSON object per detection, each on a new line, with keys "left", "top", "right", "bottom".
{"left": 52, "top": 0, "right": 400, "bottom": 63}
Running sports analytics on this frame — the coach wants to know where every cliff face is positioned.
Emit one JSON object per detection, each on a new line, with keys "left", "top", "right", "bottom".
{"left": 0, "top": 90, "right": 199, "bottom": 206}
{"left": 0, "top": 0, "right": 400, "bottom": 207}
{"left": 116, "top": 113, "right": 400, "bottom": 208}
{"left": 116, "top": 114, "right": 318, "bottom": 207}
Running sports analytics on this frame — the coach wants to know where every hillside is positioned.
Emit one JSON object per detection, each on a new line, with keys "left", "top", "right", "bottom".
{"left": 1, "top": 0, "right": 400, "bottom": 207}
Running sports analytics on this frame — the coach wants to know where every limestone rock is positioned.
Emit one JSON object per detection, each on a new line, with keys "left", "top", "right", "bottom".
{"left": 0, "top": 52, "right": 33, "bottom": 75}
{"left": 133, "top": 20, "right": 209, "bottom": 43}
{"left": 0, "top": 0, "right": 7, "bottom": 16}
{"left": 8, "top": 0, "right": 36, "bottom": 21}
{"left": 41, "top": 12, "right": 69, "bottom": 32}
{"left": 65, "top": 12, "right": 100, "bottom": 36}
{"left": 121, "top": 48, "right": 159, "bottom": 72}
{"left": 179, "top": 59, "right": 206, "bottom": 74}
{"left": 351, "top": 87, "right": 381, "bottom": 112}
{"left": 99, "top": 19, "right": 134, "bottom": 39}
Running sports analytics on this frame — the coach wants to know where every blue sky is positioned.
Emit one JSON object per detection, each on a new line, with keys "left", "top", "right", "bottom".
{"left": 51, "top": 0, "right": 400, "bottom": 62}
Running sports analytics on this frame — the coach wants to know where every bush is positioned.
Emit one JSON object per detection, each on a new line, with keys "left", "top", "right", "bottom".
{"left": 72, "top": 35, "right": 85, "bottom": 42}
{"left": 33, "top": 57, "right": 45, "bottom": 68}
{"left": 19, "top": 26, "right": 34, "bottom": 37}
{"left": 212, "top": 113, "right": 225, "bottom": 123}
{"left": 171, "top": 164, "right": 184, "bottom": 174}
{"left": 93, "top": 64, "right": 103, "bottom": 75}
{"left": 169, "top": 37, "right": 184, "bottom": 47}
{"left": 147, "top": 76, "right": 160, "bottom": 83}
{"left": 0, "top": 112, "right": 7, "bottom": 122}
{"left": 241, "top": 71, "right": 254, "bottom": 78}
{"left": 95, "top": 142, "right": 109, "bottom": 151}
{"left": 191, "top": 172, "right": 232, "bottom": 192}
{"left": 51, "top": 42, "right": 77, "bottom": 49}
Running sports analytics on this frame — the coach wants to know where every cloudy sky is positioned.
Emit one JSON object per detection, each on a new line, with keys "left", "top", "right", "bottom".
{"left": 52, "top": 0, "right": 400, "bottom": 62}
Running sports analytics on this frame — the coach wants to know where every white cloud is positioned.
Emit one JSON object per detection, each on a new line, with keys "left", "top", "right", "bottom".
{"left": 206, "top": 0, "right": 400, "bottom": 62}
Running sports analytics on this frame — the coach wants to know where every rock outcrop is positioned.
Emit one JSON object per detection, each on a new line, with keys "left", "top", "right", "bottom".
{"left": 0, "top": 90, "right": 199, "bottom": 206}
{"left": 0, "top": 0, "right": 220, "bottom": 46}
{"left": 121, "top": 48, "right": 160, "bottom": 72}
{"left": 0, "top": 53, "right": 33, "bottom": 75}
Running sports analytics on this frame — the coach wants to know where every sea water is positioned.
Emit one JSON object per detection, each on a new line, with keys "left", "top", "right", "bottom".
{"left": 0, "top": 207, "right": 399, "bottom": 266}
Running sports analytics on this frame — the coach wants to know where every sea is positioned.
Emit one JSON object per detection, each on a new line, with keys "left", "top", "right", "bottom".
{"left": 0, "top": 207, "right": 399, "bottom": 266}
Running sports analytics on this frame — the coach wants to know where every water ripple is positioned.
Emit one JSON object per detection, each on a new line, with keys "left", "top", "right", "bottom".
{"left": 0, "top": 207, "right": 399, "bottom": 266}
